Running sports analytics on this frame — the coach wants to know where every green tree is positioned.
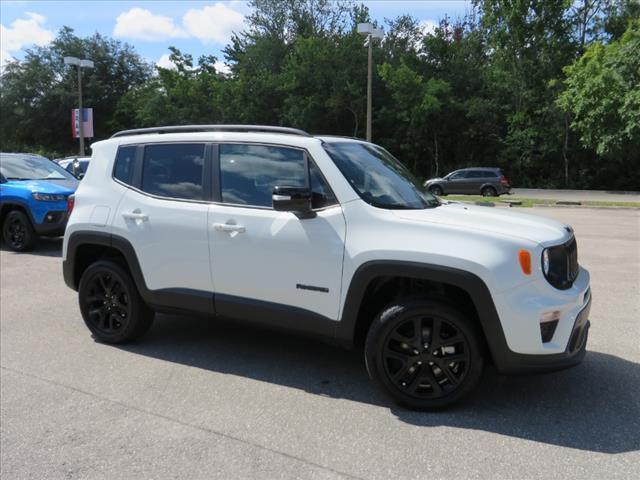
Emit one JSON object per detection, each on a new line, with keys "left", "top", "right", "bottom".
{"left": 112, "top": 47, "right": 227, "bottom": 128}
{"left": 0, "top": 27, "right": 151, "bottom": 156}
{"left": 558, "top": 20, "right": 640, "bottom": 188}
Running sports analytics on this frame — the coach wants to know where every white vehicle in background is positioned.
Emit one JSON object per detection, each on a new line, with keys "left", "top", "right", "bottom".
{"left": 55, "top": 156, "right": 91, "bottom": 179}
{"left": 62, "top": 125, "right": 591, "bottom": 409}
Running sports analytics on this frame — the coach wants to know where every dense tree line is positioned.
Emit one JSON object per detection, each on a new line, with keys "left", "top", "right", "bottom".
{"left": 1, "top": 0, "right": 638, "bottom": 189}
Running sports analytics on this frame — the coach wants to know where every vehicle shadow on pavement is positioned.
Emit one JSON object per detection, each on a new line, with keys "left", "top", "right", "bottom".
{"left": 0, "top": 238, "right": 62, "bottom": 257}
{"left": 120, "top": 313, "right": 639, "bottom": 455}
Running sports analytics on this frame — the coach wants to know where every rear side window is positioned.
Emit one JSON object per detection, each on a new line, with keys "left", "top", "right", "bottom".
{"left": 449, "top": 171, "right": 468, "bottom": 180}
{"left": 220, "top": 144, "right": 306, "bottom": 207}
{"left": 467, "top": 171, "right": 484, "bottom": 178}
{"left": 482, "top": 170, "right": 499, "bottom": 178}
{"left": 141, "top": 144, "right": 205, "bottom": 200}
{"left": 113, "top": 146, "right": 136, "bottom": 185}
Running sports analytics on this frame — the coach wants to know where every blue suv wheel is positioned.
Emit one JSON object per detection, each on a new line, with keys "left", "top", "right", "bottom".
{"left": 2, "top": 210, "right": 36, "bottom": 251}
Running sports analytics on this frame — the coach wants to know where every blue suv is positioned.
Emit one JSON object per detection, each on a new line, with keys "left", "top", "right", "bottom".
{"left": 0, "top": 153, "right": 78, "bottom": 251}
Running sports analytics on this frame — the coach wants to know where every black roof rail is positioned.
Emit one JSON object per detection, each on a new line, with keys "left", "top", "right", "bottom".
{"left": 111, "top": 124, "right": 311, "bottom": 138}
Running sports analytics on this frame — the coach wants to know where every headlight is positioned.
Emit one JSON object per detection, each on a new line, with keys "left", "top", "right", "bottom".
{"left": 542, "top": 248, "right": 550, "bottom": 276}
{"left": 32, "top": 193, "right": 66, "bottom": 201}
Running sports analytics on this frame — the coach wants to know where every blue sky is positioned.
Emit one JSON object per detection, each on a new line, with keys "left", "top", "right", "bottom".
{"left": 1, "top": 1, "right": 472, "bottom": 71}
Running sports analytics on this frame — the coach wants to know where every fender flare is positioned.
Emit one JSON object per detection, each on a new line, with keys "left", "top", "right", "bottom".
{"left": 0, "top": 200, "right": 37, "bottom": 226}
{"left": 479, "top": 183, "right": 498, "bottom": 194}
{"left": 334, "top": 261, "right": 513, "bottom": 368}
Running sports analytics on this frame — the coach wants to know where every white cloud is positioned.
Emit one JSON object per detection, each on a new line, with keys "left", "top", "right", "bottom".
{"left": 0, "top": 12, "right": 54, "bottom": 67}
{"left": 114, "top": 7, "right": 186, "bottom": 41}
{"left": 156, "top": 54, "right": 177, "bottom": 70}
{"left": 420, "top": 19, "right": 438, "bottom": 36}
{"left": 182, "top": 3, "right": 245, "bottom": 44}
{"left": 214, "top": 61, "right": 230, "bottom": 75}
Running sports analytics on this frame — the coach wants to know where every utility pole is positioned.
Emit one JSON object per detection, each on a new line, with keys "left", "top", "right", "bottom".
{"left": 64, "top": 57, "right": 94, "bottom": 156}
{"left": 357, "top": 23, "right": 384, "bottom": 142}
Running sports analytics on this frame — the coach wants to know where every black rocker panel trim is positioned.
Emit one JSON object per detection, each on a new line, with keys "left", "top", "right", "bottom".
{"left": 215, "top": 294, "right": 335, "bottom": 340}
{"left": 64, "top": 231, "right": 214, "bottom": 316}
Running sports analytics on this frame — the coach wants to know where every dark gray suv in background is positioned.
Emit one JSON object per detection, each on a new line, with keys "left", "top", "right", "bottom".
{"left": 424, "top": 167, "right": 511, "bottom": 196}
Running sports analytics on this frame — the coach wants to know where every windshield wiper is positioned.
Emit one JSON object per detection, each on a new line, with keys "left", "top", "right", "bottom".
{"left": 6, "top": 177, "right": 32, "bottom": 180}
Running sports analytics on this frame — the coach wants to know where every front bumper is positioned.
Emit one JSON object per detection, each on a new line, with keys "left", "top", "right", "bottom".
{"left": 489, "top": 266, "right": 592, "bottom": 374}
{"left": 33, "top": 210, "right": 68, "bottom": 236}
{"left": 494, "top": 294, "right": 591, "bottom": 374}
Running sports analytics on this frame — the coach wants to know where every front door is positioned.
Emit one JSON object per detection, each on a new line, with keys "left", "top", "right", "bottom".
{"left": 208, "top": 143, "right": 346, "bottom": 322}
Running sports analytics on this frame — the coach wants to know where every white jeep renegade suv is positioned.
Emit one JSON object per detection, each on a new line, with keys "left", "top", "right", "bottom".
{"left": 63, "top": 125, "right": 592, "bottom": 409}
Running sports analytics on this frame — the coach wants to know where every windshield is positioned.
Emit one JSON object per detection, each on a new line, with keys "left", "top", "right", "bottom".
{"left": 0, "top": 154, "right": 75, "bottom": 181}
{"left": 323, "top": 142, "right": 439, "bottom": 209}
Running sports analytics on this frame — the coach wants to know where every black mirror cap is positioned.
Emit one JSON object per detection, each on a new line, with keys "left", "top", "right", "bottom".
{"left": 272, "top": 186, "right": 316, "bottom": 219}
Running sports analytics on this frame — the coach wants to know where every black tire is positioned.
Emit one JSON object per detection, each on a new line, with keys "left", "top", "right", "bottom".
{"left": 78, "top": 260, "right": 154, "bottom": 343}
{"left": 429, "top": 185, "right": 443, "bottom": 196}
{"left": 2, "top": 210, "right": 36, "bottom": 251}
{"left": 481, "top": 186, "right": 498, "bottom": 197}
{"left": 365, "top": 298, "right": 484, "bottom": 409}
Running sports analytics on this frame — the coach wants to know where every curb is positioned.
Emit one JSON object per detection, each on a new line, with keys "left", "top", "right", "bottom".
{"left": 449, "top": 200, "right": 640, "bottom": 210}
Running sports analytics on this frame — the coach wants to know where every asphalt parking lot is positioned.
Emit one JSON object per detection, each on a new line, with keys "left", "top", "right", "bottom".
{"left": 1, "top": 207, "right": 639, "bottom": 479}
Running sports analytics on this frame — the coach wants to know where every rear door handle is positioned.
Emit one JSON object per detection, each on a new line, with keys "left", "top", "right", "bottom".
{"left": 213, "top": 223, "right": 246, "bottom": 233}
{"left": 122, "top": 211, "right": 149, "bottom": 222}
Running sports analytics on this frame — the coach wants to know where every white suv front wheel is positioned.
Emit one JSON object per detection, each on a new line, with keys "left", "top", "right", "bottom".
{"left": 365, "top": 298, "right": 485, "bottom": 409}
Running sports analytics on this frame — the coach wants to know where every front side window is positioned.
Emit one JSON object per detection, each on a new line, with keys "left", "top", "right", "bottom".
{"left": 141, "top": 144, "right": 205, "bottom": 200}
{"left": 0, "top": 154, "right": 75, "bottom": 181}
{"left": 220, "top": 144, "right": 306, "bottom": 207}
{"left": 323, "top": 142, "right": 438, "bottom": 210}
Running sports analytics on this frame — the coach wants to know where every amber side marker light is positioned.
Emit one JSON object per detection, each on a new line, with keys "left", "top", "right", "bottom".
{"left": 519, "top": 250, "right": 532, "bottom": 275}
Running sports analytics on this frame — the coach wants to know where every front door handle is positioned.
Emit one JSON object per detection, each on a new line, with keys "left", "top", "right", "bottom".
{"left": 213, "top": 223, "right": 246, "bottom": 234}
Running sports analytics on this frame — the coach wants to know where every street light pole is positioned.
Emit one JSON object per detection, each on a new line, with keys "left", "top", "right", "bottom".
{"left": 64, "top": 57, "right": 94, "bottom": 156}
{"left": 358, "top": 23, "right": 384, "bottom": 143}
{"left": 77, "top": 64, "right": 84, "bottom": 156}
{"left": 366, "top": 33, "right": 373, "bottom": 143}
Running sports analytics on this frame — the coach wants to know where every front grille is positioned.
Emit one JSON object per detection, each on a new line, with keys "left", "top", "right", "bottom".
{"left": 544, "top": 236, "right": 579, "bottom": 290}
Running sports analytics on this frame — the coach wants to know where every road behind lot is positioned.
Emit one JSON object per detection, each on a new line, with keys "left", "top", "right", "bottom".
{"left": 1, "top": 208, "right": 639, "bottom": 479}
{"left": 511, "top": 188, "right": 640, "bottom": 203}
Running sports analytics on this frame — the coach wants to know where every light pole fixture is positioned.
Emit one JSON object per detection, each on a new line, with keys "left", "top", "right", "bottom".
{"left": 64, "top": 56, "right": 94, "bottom": 156}
{"left": 357, "top": 23, "right": 384, "bottom": 142}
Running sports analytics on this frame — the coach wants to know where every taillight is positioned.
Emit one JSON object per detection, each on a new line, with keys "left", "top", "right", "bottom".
{"left": 67, "top": 194, "right": 75, "bottom": 216}
{"left": 500, "top": 176, "right": 510, "bottom": 186}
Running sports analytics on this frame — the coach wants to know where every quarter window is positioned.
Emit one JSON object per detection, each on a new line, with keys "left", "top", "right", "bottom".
{"left": 113, "top": 146, "right": 136, "bottom": 185}
{"left": 309, "top": 161, "right": 337, "bottom": 208}
{"left": 141, "top": 144, "right": 205, "bottom": 200}
{"left": 220, "top": 144, "right": 306, "bottom": 207}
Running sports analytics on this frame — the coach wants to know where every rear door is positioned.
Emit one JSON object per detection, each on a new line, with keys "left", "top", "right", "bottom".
{"left": 110, "top": 143, "right": 213, "bottom": 306}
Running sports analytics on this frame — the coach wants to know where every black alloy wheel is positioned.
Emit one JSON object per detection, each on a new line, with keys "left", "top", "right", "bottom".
{"left": 365, "top": 299, "right": 484, "bottom": 409}
{"left": 382, "top": 315, "right": 470, "bottom": 398}
{"left": 2, "top": 210, "right": 36, "bottom": 251}
{"left": 83, "top": 270, "right": 132, "bottom": 336}
{"left": 78, "top": 260, "right": 154, "bottom": 343}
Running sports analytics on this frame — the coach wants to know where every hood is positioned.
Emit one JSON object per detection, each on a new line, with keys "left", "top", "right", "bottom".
{"left": 425, "top": 177, "right": 443, "bottom": 184}
{"left": 392, "top": 202, "right": 571, "bottom": 247}
{"left": 10, "top": 178, "right": 78, "bottom": 195}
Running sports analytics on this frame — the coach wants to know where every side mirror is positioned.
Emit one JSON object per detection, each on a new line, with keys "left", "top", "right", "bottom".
{"left": 272, "top": 186, "right": 315, "bottom": 219}
{"left": 77, "top": 172, "right": 85, "bottom": 180}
